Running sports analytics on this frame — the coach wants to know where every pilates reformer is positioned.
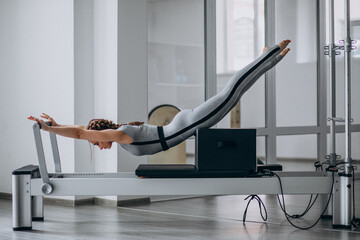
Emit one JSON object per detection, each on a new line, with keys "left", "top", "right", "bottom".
{"left": 12, "top": 122, "right": 334, "bottom": 231}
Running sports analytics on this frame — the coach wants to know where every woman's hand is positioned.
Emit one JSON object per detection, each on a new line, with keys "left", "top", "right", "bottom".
{"left": 27, "top": 115, "right": 50, "bottom": 131}
{"left": 40, "top": 113, "right": 59, "bottom": 126}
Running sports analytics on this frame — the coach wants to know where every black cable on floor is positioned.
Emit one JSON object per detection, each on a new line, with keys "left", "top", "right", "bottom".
{"left": 242, "top": 195, "right": 267, "bottom": 223}
{"left": 276, "top": 194, "right": 319, "bottom": 219}
{"left": 242, "top": 183, "right": 318, "bottom": 223}
{"left": 272, "top": 171, "right": 334, "bottom": 230}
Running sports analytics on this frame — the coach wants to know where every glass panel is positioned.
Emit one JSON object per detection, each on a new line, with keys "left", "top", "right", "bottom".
{"left": 325, "top": 0, "right": 360, "bottom": 125}
{"left": 329, "top": 133, "right": 345, "bottom": 160}
{"left": 275, "top": 0, "right": 317, "bottom": 127}
{"left": 256, "top": 136, "right": 265, "bottom": 160}
{"left": 216, "top": 0, "right": 265, "bottom": 128}
{"left": 277, "top": 135, "right": 317, "bottom": 171}
{"left": 148, "top": 0, "right": 204, "bottom": 112}
{"left": 327, "top": 132, "right": 360, "bottom": 161}
{"left": 240, "top": 77, "right": 265, "bottom": 128}
{"left": 352, "top": 132, "right": 360, "bottom": 160}
{"left": 352, "top": 22, "right": 360, "bottom": 124}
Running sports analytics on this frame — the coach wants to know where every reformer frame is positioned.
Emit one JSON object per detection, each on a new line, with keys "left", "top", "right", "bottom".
{"left": 12, "top": 122, "right": 334, "bottom": 231}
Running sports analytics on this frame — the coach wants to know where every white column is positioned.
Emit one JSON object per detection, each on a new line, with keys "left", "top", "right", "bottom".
{"left": 74, "top": 0, "right": 95, "bottom": 203}
{"left": 117, "top": 0, "right": 148, "bottom": 171}
{"left": 116, "top": 0, "right": 149, "bottom": 203}
{"left": 91, "top": 0, "right": 119, "bottom": 203}
{"left": 264, "top": 0, "right": 277, "bottom": 163}
{"left": 74, "top": 0, "right": 95, "bottom": 173}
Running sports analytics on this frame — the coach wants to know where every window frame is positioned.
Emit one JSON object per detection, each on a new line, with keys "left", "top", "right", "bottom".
{"left": 206, "top": 0, "right": 360, "bottom": 163}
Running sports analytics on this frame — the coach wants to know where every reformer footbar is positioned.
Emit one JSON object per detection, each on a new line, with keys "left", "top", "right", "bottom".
{"left": 12, "top": 122, "right": 333, "bottom": 231}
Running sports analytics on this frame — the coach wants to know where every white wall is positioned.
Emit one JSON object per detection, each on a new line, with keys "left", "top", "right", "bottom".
{"left": 0, "top": 0, "right": 148, "bottom": 198}
{"left": 0, "top": 0, "right": 75, "bottom": 193}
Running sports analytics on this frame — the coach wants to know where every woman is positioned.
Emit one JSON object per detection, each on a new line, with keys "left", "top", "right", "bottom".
{"left": 28, "top": 40, "right": 291, "bottom": 156}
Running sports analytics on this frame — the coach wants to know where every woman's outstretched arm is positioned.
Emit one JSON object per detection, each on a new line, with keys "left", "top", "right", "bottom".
{"left": 39, "top": 113, "right": 87, "bottom": 129}
{"left": 28, "top": 115, "right": 133, "bottom": 144}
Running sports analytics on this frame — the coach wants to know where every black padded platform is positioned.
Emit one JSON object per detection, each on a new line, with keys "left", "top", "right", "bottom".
{"left": 135, "top": 164, "right": 262, "bottom": 178}
{"left": 136, "top": 164, "right": 196, "bottom": 178}
{"left": 12, "top": 165, "right": 39, "bottom": 175}
{"left": 135, "top": 163, "right": 282, "bottom": 178}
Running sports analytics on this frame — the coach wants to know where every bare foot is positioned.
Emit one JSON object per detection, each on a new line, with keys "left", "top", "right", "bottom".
{"left": 280, "top": 48, "right": 290, "bottom": 57}
{"left": 278, "top": 39, "right": 291, "bottom": 51}
{"left": 263, "top": 46, "right": 269, "bottom": 54}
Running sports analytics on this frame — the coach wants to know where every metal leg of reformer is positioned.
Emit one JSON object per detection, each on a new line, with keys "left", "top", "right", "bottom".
{"left": 332, "top": 173, "right": 352, "bottom": 228}
{"left": 12, "top": 174, "right": 32, "bottom": 231}
{"left": 32, "top": 195, "right": 44, "bottom": 221}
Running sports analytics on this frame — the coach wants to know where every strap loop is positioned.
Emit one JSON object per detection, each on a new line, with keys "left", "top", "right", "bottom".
{"left": 157, "top": 126, "right": 169, "bottom": 151}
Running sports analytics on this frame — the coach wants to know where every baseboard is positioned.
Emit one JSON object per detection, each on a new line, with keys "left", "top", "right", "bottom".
{"left": 276, "top": 157, "right": 317, "bottom": 162}
{"left": 43, "top": 197, "right": 74, "bottom": 207}
{"left": 0, "top": 192, "right": 12, "bottom": 200}
{"left": 116, "top": 197, "right": 150, "bottom": 207}
{"left": 95, "top": 197, "right": 150, "bottom": 207}
{"left": 75, "top": 197, "right": 95, "bottom": 206}
{"left": 94, "top": 197, "right": 117, "bottom": 207}
{"left": 43, "top": 197, "right": 95, "bottom": 207}
{"left": 0, "top": 193, "right": 94, "bottom": 206}
{"left": 45, "top": 197, "right": 151, "bottom": 207}
{"left": 1, "top": 192, "right": 150, "bottom": 207}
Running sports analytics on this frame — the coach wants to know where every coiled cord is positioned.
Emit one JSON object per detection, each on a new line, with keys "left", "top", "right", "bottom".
{"left": 242, "top": 195, "right": 267, "bottom": 223}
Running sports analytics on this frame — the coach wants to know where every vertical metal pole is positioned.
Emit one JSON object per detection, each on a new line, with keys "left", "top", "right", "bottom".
{"left": 319, "top": 0, "right": 332, "bottom": 217}
{"left": 204, "top": 0, "right": 217, "bottom": 101}
{"left": 333, "top": 0, "right": 353, "bottom": 228}
{"left": 317, "top": 0, "right": 328, "bottom": 171}
{"left": 343, "top": 0, "right": 352, "bottom": 175}
{"left": 33, "top": 123, "right": 54, "bottom": 195}
{"left": 328, "top": 0, "right": 337, "bottom": 166}
{"left": 49, "top": 132, "right": 62, "bottom": 173}
{"left": 264, "top": 0, "right": 277, "bottom": 164}
{"left": 33, "top": 124, "right": 51, "bottom": 184}
{"left": 253, "top": 0, "right": 259, "bottom": 58}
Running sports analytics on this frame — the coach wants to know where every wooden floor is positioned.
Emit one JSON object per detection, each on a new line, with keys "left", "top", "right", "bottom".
{"left": 2, "top": 182, "right": 360, "bottom": 239}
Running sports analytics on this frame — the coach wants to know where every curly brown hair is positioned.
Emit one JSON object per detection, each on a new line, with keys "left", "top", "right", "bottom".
{"left": 87, "top": 119, "right": 121, "bottom": 130}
